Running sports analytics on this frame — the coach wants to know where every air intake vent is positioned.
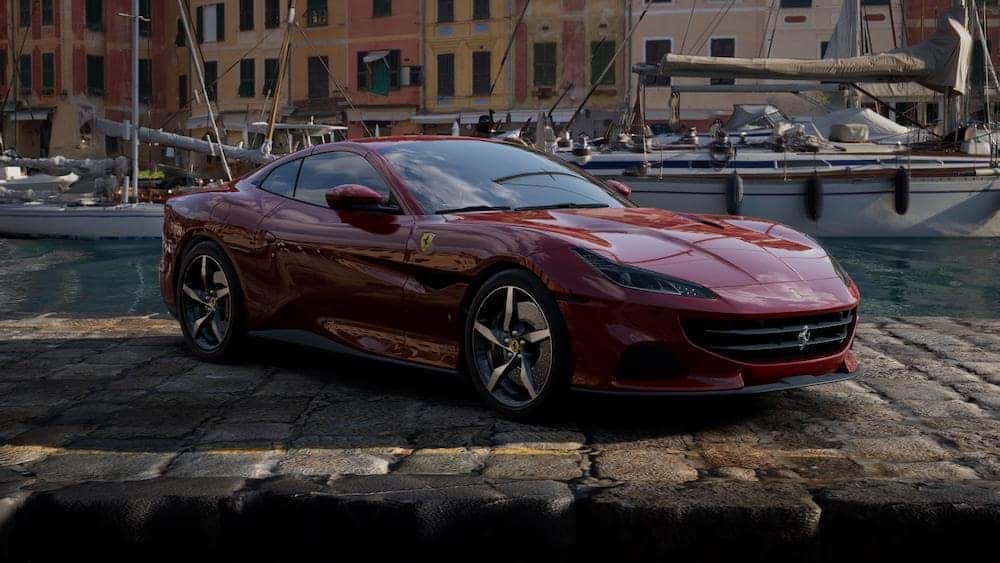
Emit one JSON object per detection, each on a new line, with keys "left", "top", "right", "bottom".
{"left": 683, "top": 309, "right": 855, "bottom": 363}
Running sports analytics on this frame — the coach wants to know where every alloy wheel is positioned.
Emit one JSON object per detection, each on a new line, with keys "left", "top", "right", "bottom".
{"left": 471, "top": 285, "right": 554, "bottom": 408}
{"left": 179, "top": 254, "right": 232, "bottom": 351}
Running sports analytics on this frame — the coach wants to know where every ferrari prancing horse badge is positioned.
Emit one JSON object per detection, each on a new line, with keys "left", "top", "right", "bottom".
{"left": 419, "top": 232, "right": 436, "bottom": 252}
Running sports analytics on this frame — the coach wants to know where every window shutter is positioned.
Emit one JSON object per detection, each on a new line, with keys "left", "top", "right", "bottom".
{"left": 196, "top": 6, "right": 204, "bottom": 43}
{"left": 389, "top": 50, "right": 400, "bottom": 89}
{"left": 357, "top": 52, "right": 367, "bottom": 90}
{"left": 216, "top": 3, "right": 225, "bottom": 42}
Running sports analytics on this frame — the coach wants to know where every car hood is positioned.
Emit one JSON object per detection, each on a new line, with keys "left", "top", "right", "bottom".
{"left": 456, "top": 207, "right": 840, "bottom": 289}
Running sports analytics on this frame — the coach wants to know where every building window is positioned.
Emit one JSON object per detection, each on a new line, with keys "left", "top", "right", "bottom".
{"left": 85, "top": 0, "right": 103, "bottom": 31}
{"left": 42, "top": 0, "right": 54, "bottom": 25}
{"left": 308, "top": 56, "right": 329, "bottom": 99}
{"left": 862, "top": 0, "right": 890, "bottom": 5}
{"left": 239, "top": 0, "right": 254, "bottom": 30}
{"left": 239, "top": 59, "right": 255, "bottom": 97}
{"left": 591, "top": 41, "right": 615, "bottom": 86}
{"left": 643, "top": 39, "right": 671, "bottom": 86}
{"left": 438, "top": 0, "right": 454, "bottom": 23}
{"left": 533, "top": 43, "right": 556, "bottom": 88}
{"left": 197, "top": 3, "right": 226, "bottom": 43}
{"left": 105, "top": 135, "right": 119, "bottom": 156}
{"left": 357, "top": 50, "right": 400, "bottom": 95}
{"left": 179, "top": 74, "right": 188, "bottom": 107}
{"left": 472, "top": 51, "right": 491, "bottom": 95}
{"left": 176, "top": 18, "right": 186, "bottom": 46}
{"left": 264, "top": 58, "right": 279, "bottom": 96}
{"left": 779, "top": 0, "right": 811, "bottom": 7}
{"left": 86, "top": 55, "right": 104, "bottom": 96}
{"left": 139, "top": 59, "right": 152, "bottom": 103}
{"left": 306, "top": 0, "right": 328, "bottom": 26}
{"left": 374, "top": 0, "right": 391, "bottom": 17}
{"left": 710, "top": 38, "right": 735, "bottom": 85}
{"left": 265, "top": 0, "right": 281, "bottom": 28}
{"left": 437, "top": 53, "right": 454, "bottom": 97}
{"left": 18, "top": 55, "right": 31, "bottom": 93}
{"left": 41, "top": 53, "right": 54, "bottom": 94}
{"left": 473, "top": 0, "right": 490, "bottom": 20}
{"left": 0, "top": 52, "right": 6, "bottom": 87}
{"left": 139, "top": 0, "right": 151, "bottom": 37}
{"left": 204, "top": 60, "right": 218, "bottom": 101}
{"left": 19, "top": 0, "right": 30, "bottom": 27}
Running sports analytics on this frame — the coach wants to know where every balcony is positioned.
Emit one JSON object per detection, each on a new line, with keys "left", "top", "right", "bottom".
{"left": 305, "top": 7, "right": 328, "bottom": 27}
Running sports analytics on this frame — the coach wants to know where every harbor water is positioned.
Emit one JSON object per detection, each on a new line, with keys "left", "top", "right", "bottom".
{"left": 0, "top": 238, "right": 997, "bottom": 318}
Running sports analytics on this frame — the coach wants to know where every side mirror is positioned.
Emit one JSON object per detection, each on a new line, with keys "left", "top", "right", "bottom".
{"left": 606, "top": 179, "right": 632, "bottom": 199}
{"left": 325, "top": 184, "right": 386, "bottom": 209}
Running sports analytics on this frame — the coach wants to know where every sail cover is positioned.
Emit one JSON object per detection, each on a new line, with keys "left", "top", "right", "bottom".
{"left": 652, "top": 14, "right": 972, "bottom": 95}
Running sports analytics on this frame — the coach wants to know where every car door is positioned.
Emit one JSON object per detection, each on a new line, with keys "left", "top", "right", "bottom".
{"left": 260, "top": 149, "right": 416, "bottom": 360}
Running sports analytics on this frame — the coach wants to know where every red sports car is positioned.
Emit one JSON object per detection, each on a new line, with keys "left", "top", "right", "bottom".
{"left": 161, "top": 137, "right": 861, "bottom": 416}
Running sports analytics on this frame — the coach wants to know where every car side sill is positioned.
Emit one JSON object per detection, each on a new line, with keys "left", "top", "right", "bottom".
{"left": 249, "top": 329, "right": 461, "bottom": 376}
{"left": 572, "top": 366, "right": 863, "bottom": 398}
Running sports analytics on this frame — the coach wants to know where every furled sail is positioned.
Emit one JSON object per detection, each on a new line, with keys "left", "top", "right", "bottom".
{"left": 650, "top": 14, "right": 972, "bottom": 95}
{"left": 823, "top": 0, "right": 861, "bottom": 60}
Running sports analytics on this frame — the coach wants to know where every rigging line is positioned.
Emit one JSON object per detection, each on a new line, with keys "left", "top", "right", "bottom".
{"left": 156, "top": 23, "right": 279, "bottom": 129}
{"left": 757, "top": 0, "right": 778, "bottom": 58}
{"left": 292, "top": 23, "right": 372, "bottom": 138}
{"left": 488, "top": 0, "right": 531, "bottom": 97}
{"left": 690, "top": 0, "right": 738, "bottom": 56}
{"left": 678, "top": 0, "right": 700, "bottom": 55}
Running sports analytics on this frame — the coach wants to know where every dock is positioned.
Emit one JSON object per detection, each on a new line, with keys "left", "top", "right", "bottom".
{"left": 0, "top": 315, "right": 997, "bottom": 561}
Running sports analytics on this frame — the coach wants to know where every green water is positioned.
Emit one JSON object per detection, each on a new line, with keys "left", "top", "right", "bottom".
{"left": 0, "top": 238, "right": 997, "bottom": 318}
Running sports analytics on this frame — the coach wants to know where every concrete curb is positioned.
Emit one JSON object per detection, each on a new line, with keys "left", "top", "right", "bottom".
{"left": 3, "top": 476, "right": 1000, "bottom": 561}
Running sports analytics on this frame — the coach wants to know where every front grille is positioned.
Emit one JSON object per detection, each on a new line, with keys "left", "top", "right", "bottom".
{"left": 683, "top": 309, "right": 855, "bottom": 363}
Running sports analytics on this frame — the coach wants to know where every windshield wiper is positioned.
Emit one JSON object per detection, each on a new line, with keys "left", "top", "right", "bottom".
{"left": 493, "top": 171, "right": 583, "bottom": 183}
{"left": 435, "top": 205, "right": 512, "bottom": 215}
{"left": 514, "top": 203, "right": 611, "bottom": 211}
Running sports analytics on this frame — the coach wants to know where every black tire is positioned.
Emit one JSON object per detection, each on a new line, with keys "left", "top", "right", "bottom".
{"left": 175, "top": 240, "right": 247, "bottom": 362}
{"left": 463, "top": 269, "right": 572, "bottom": 418}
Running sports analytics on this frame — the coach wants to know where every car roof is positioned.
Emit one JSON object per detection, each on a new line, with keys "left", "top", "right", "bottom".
{"left": 320, "top": 135, "right": 499, "bottom": 153}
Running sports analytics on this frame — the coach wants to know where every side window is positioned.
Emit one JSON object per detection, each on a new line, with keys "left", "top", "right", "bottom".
{"left": 259, "top": 159, "right": 301, "bottom": 197}
{"left": 294, "top": 151, "right": 391, "bottom": 207}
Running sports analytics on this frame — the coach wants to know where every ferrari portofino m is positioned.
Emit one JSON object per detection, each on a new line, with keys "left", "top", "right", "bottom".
{"left": 161, "top": 137, "right": 861, "bottom": 416}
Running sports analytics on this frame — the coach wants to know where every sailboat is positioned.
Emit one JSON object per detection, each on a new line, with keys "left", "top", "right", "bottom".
{"left": 556, "top": 1, "right": 999, "bottom": 237}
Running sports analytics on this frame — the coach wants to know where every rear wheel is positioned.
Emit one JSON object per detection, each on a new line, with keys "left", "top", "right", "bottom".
{"left": 176, "top": 240, "right": 246, "bottom": 362}
{"left": 464, "top": 270, "right": 571, "bottom": 418}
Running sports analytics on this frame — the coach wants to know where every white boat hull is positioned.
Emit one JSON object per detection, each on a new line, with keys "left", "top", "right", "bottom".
{"left": 0, "top": 203, "right": 164, "bottom": 239}
{"left": 626, "top": 172, "right": 1000, "bottom": 237}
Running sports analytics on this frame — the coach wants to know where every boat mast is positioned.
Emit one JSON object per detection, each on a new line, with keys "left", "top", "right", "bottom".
{"left": 264, "top": 3, "right": 295, "bottom": 155}
{"left": 175, "top": 0, "right": 232, "bottom": 180}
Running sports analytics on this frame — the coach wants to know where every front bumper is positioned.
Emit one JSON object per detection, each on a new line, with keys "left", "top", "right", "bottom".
{"left": 572, "top": 365, "right": 862, "bottom": 397}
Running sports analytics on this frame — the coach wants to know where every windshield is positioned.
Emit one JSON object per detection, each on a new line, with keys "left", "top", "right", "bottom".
{"left": 377, "top": 139, "right": 631, "bottom": 214}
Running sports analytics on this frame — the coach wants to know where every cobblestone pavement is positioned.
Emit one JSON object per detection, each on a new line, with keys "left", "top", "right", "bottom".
{"left": 0, "top": 315, "right": 998, "bottom": 561}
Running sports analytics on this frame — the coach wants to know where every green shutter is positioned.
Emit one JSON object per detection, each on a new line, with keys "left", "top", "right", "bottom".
{"left": 139, "top": 59, "right": 152, "bottom": 103}
{"left": 216, "top": 3, "right": 225, "bottom": 41}
{"left": 196, "top": 6, "right": 204, "bottom": 43}
{"left": 42, "top": 53, "right": 54, "bottom": 91}
{"left": 591, "top": 41, "right": 615, "bottom": 86}
{"left": 19, "top": 55, "right": 31, "bottom": 91}
{"left": 533, "top": 43, "right": 556, "bottom": 87}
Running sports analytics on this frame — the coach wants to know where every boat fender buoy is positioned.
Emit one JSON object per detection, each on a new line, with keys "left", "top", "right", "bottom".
{"left": 726, "top": 171, "right": 743, "bottom": 215}
{"left": 806, "top": 173, "right": 823, "bottom": 221}
{"left": 894, "top": 167, "right": 910, "bottom": 216}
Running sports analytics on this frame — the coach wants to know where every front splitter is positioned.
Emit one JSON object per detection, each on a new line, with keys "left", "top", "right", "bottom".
{"left": 573, "top": 366, "right": 863, "bottom": 398}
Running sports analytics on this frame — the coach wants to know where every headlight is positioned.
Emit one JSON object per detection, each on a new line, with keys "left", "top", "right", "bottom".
{"left": 573, "top": 247, "right": 716, "bottom": 299}
{"left": 830, "top": 256, "right": 854, "bottom": 287}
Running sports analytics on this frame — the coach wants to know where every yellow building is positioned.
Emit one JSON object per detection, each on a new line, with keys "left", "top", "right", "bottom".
{"left": 419, "top": 0, "right": 628, "bottom": 137}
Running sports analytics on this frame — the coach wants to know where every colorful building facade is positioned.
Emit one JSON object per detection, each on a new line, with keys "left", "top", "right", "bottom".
{"left": 2, "top": 0, "right": 170, "bottom": 159}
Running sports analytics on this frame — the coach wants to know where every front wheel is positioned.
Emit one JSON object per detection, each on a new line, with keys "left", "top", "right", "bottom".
{"left": 176, "top": 240, "right": 246, "bottom": 362}
{"left": 464, "top": 270, "right": 572, "bottom": 418}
